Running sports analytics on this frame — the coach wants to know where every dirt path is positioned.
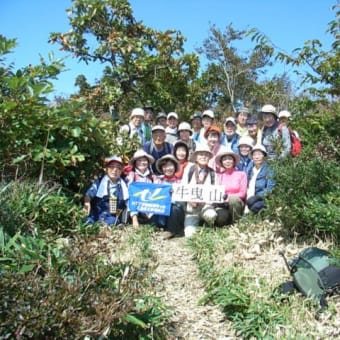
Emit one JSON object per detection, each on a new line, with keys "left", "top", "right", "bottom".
{"left": 150, "top": 232, "right": 235, "bottom": 339}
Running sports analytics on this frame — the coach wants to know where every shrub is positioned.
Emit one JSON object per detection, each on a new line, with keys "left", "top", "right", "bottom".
{"left": 0, "top": 228, "right": 170, "bottom": 338}
{"left": 0, "top": 180, "right": 83, "bottom": 237}
{"left": 265, "top": 152, "right": 339, "bottom": 240}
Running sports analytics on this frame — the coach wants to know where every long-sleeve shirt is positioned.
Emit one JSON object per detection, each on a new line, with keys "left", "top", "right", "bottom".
{"left": 217, "top": 169, "right": 247, "bottom": 201}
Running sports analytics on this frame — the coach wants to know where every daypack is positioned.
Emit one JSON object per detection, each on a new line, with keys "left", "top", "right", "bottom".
{"left": 279, "top": 247, "right": 340, "bottom": 311}
{"left": 278, "top": 124, "right": 302, "bottom": 157}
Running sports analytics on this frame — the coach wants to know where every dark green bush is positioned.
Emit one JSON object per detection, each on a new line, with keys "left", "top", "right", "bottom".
{"left": 0, "top": 180, "right": 83, "bottom": 237}
{"left": 266, "top": 154, "right": 339, "bottom": 240}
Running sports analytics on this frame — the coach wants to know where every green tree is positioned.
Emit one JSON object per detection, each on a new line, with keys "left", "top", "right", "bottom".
{"left": 250, "top": 4, "right": 340, "bottom": 97}
{"left": 49, "top": 0, "right": 200, "bottom": 116}
{"left": 197, "top": 24, "right": 272, "bottom": 114}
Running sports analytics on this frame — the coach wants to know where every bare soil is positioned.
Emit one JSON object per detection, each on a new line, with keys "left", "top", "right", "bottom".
{"left": 148, "top": 225, "right": 340, "bottom": 339}
{"left": 150, "top": 232, "right": 235, "bottom": 339}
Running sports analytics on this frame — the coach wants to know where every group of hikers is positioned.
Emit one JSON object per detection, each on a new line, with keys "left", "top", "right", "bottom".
{"left": 84, "top": 104, "right": 298, "bottom": 239}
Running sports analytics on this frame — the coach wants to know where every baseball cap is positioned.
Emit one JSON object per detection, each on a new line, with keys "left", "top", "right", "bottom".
{"left": 167, "top": 112, "right": 178, "bottom": 120}
{"left": 152, "top": 125, "right": 166, "bottom": 133}
{"left": 225, "top": 117, "right": 236, "bottom": 126}
{"left": 202, "top": 109, "right": 214, "bottom": 119}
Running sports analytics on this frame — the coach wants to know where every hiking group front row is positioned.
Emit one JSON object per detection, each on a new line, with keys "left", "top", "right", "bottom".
{"left": 83, "top": 142, "right": 275, "bottom": 239}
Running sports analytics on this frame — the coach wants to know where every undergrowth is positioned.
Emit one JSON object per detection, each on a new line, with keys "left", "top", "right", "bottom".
{"left": 188, "top": 224, "right": 340, "bottom": 338}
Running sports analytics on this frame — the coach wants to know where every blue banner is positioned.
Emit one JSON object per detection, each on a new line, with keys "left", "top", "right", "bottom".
{"left": 128, "top": 182, "right": 172, "bottom": 216}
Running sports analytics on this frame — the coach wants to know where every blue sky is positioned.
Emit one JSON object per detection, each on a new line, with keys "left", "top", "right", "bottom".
{"left": 0, "top": 0, "right": 336, "bottom": 98}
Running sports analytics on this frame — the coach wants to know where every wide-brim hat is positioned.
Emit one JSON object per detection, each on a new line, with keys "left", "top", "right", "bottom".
{"left": 191, "top": 143, "right": 214, "bottom": 161}
{"left": 215, "top": 148, "right": 240, "bottom": 166}
{"left": 130, "top": 107, "right": 145, "bottom": 118}
{"left": 260, "top": 104, "right": 278, "bottom": 118}
{"left": 104, "top": 155, "right": 124, "bottom": 167}
{"left": 178, "top": 122, "right": 193, "bottom": 135}
{"left": 129, "top": 149, "right": 154, "bottom": 166}
{"left": 238, "top": 136, "right": 254, "bottom": 149}
{"left": 236, "top": 107, "right": 250, "bottom": 116}
{"left": 156, "top": 154, "right": 180, "bottom": 174}
{"left": 251, "top": 144, "right": 267, "bottom": 156}
{"left": 278, "top": 110, "right": 291, "bottom": 119}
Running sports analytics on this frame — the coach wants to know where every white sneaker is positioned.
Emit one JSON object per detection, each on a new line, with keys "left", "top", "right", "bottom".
{"left": 184, "top": 226, "right": 197, "bottom": 237}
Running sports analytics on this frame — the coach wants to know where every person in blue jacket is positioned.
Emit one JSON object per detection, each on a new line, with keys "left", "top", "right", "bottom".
{"left": 83, "top": 155, "right": 129, "bottom": 227}
{"left": 246, "top": 144, "right": 275, "bottom": 213}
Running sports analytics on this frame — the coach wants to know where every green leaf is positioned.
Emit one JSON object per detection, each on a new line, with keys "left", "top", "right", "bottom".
{"left": 71, "top": 127, "right": 81, "bottom": 137}
{"left": 125, "top": 314, "right": 147, "bottom": 328}
{"left": 18, "top": 264, "right": 35, "bottom": 273}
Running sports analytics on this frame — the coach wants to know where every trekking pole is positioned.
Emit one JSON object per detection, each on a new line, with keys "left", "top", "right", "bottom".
{"left": 279, "top": 250, "right": 293, "bottom": 274}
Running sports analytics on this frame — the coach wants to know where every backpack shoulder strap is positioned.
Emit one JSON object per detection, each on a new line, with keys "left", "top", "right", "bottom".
{"left": 209, "top": 167, "right": 215, "bottom": 184}
{"left": 188, "top": 164, "right": 196, "bottom": 182}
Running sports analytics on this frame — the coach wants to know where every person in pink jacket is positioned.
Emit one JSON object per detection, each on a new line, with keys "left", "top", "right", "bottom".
{"left": 215, "top": 148, "right": 248, "bottom": 225}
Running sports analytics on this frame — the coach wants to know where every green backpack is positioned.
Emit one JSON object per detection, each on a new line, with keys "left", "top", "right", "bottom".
{"left": 280, "top": 247, "right": 340, "bottom": 311}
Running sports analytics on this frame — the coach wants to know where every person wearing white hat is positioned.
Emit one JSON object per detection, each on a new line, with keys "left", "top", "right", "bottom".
{"left": 220, "top": 116, "right": 240, "bottom": 154}
{"left": 245, "top": 144, "right": 276, "bottom": 213}
{"left": 176, "top": 121, "right": 196, "bottom": 158}
{"left": 124, "top": 149, "right": 157, "bottom": 228}
{"left": 83, "top": 155, "right": 129, "bottom": 227}
{"left": 260, "top": 104, "right": 291, "bottom": 159}
{"left": 181, "top": 143, "right": 218, "bottom": 237}
{"left": 236, "top": 136, "right": 254, "bottom": 178}
{"left": 119, "top": 107, "right": 145, "bottom": 145}
{"left": 165, "top": 112, "right": 179, "bottom": 144}
{"left": 143, "top": 125, "right": 173, "bottom": 174}
{"left": 214, "top": 147, "right": 248, "bottom": 225}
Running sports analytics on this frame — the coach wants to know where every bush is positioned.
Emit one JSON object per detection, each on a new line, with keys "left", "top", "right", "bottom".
{"left": 0, "top": 180, "right": 83, "bottom": 237}
{"left": 265, "top": 154, "right": 339, "bottom": 240}
{"left": 0, "top": 226, "right": 169, "bottom": 338}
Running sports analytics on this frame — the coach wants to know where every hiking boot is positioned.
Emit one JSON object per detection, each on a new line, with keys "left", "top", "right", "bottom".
{"left": 162, "top": 231, "right": 175, "bottom": 240}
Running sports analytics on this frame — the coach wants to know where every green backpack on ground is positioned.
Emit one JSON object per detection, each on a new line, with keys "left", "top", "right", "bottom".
{"left": 279, "top": 247, "right": 340, "bottom": 311}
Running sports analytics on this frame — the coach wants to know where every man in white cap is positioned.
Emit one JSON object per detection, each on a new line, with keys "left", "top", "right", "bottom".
{"left": 119, "top": 107, "right": 145, "bottom": 145}
{"left": 260, "top": 104, "right": 291, "bottom": 159}
{"left": 143, "top": 125, "right": 173, "bottom": 174}
{"left": 165, "top": 112, "right": 179, "bottom": 144}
